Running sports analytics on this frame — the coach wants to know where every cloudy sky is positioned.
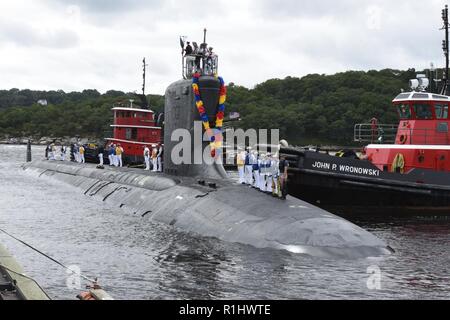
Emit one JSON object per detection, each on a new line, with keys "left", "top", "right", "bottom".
{"left": 0, "top": 0, "right": 448, "bottom": 94}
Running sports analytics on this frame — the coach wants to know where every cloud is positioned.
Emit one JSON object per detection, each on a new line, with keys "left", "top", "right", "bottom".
{"left": 0, "top": 0, "right": 449, "bottom": 94}
{"left": 0, "top": 19, "right": 79, "bottom": 49}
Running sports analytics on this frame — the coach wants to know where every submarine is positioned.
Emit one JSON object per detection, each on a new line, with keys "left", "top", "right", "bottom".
{"left": 23, "top": 36, "right": 392, "bottom": 259}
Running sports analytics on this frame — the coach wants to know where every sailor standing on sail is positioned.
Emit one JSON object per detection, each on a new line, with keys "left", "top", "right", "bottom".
{"left": 144, "top": 145, "right": 150, "bottom": 171}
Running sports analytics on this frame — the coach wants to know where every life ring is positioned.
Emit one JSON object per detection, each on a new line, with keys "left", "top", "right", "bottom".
{"left": 391, "top": 153, "right": 405, "bottom": 173}
{"left": 399, "top": 134, "right": 407, "bottom": 144}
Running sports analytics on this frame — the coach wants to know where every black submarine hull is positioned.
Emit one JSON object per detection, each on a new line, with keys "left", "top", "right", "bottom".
{"left": 282, "top": 149, "right": 450, "bottom": 216}
{"left": 23, "top": 160, "right": 391, "bottom": 259}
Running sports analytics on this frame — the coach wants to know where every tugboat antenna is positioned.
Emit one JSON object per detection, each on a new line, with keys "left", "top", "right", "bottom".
{"left": 142, "top": 57, "right": 148, "bottom": 96}
{"left": 441, "top": 5, "right": 449, "bottom": 95}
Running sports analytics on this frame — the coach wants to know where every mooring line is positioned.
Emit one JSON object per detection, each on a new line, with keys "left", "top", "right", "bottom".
{"left": 0, "top": 228, "right": 96, "bottom": 283}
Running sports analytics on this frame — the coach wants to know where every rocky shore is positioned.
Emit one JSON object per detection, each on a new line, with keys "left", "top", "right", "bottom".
{"left": 0, "top": 136, "right": 102, "bottom": 146}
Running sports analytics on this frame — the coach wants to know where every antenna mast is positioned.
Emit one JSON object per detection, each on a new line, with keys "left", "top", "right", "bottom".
{"left": 203, "top": 28, "right": 207, "bottom": 44}
{"left": 441, "top": 5, "right": 449, "bottom": 95}
{"left": 142, "top": 57, "right": 148, "bottom": 96}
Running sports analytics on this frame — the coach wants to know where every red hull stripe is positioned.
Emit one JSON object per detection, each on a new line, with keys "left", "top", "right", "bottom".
{"left": 367, "top": 144, "right": 450, "bottom": 150}
{"left": 105, "top": 138, "right": 160, "bottom": 145}
{"left": 110, "top": 125, "right": 162, "bottom": 130}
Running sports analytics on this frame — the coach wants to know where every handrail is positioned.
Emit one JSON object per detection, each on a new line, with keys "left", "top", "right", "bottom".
{"left": 354, "top": 123, "right": 450, "bottom": 145}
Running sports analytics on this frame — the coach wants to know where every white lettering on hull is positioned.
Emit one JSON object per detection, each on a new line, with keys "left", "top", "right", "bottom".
{"left": 310, "top": 161, "right": 380, "bottom": 177}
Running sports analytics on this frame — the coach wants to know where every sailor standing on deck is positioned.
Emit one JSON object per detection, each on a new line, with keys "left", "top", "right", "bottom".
{"left": 259, "top": 154, "right": 266, "bottom": 192}
{"left": 144, "top": 145, "right": 150, "bottom": 171}
{"left": 244, "top": 148, "right": 253, "bottom": 185}
{"left": 252, "top": 151, "right": 260, "bottom": 188}
{"left": 116, "top": 144, "right": 124, "bottom": 167}
{"left": 60, "top": 145, "right": 66, "bottom": 161}
{"left": 108, "top": 144, "right": 114, "bottom": 166}
{"left": 79, "top": 145, "right": 85, "bottom": 164}
{"left": 151, "top": 145, "right": 158, "bottom": 172}
{"left": 98, "top": 145, "right": 104, "bottom": 166}
{"left": 266, "top": 153, "right": 273, "bottom": 194}
{"left": 237, "top": 148, "right": 245, "bottom": 184}
{"left": 74, "top": 144, "right": 79, "bottom": 163}
{"left": 112, "top": 144, "right": 117, "bottom": 166}
{"left": 157, "top": 145, "right": 163, "bottom": 172}
{"left": 271, "top": 154, "right": 280, "bottom": 197}
{"left": 279, "top": 155, "right": 289, "bottom": 200}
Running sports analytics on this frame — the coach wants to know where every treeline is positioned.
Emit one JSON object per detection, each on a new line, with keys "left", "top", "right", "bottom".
{"left": 226, "top": 68, "right": 419, "bottom": 145}
{"left": 0, "top": 68, "right": 421, "bottom": 145}
{"left": 0, "top": 90, "right": 164, "bottom": 139}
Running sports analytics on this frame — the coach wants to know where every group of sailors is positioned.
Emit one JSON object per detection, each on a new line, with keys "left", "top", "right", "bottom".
{"left": 184, "top": 41, "right": 218, "bottom": 76}
{"left": 106, "top": 143, "right": 124, "bottom": 167}
{"left": 45, "top": 143, "right": 67, "bottom": 161}
{"left": 236, "top": 148, "right": 289, "bottom": 199}
{"left": 143, "top": 144, "right": 163, "bottom": 172}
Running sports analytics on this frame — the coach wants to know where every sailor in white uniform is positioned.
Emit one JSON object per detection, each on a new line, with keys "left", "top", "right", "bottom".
{"left": 271, "top": 154, "right": 280, "bottom": 196}
{"left": 151, "top": 145, "right": 158, "bottom": 172}
{"left": 244, "top": 148, "right": 253, "bottom": 185}
{"left": 266, "top": 153, "right": 273, "bottom": 194}
{"left": 259, "top": 154, "right": 266, "bottom": 192}
{"left": 157, "top": 145, "right": 163, "bottom": 172}
{"left": 144, "top": 145, "right": 150, "bottom": 171}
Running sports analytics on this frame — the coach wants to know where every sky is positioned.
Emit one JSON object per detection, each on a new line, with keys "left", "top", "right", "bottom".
{"left": 0, "top": 0, "right": 448, "bottom": 95}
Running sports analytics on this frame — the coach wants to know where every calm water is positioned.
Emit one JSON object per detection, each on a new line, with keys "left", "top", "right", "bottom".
{"left": 0, "top": 144, "right": 449, "bottom": 300}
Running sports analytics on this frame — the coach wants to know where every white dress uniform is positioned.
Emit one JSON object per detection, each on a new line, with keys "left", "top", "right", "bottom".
{"left": 266, "top": 157, "right": 273, "bottom": 193}
{"left": 144, "top": 147, "right": 150, "bottom": 171}
{"left": 157, "top": 146, "right": 163, "bottom": 172}
{"left": 245, "top": 152, "right": 253, "bottom": 185}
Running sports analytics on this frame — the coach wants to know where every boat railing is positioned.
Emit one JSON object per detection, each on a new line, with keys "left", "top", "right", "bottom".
{"left": 354, "top": 124, "right": 397, "bottom": 144}
{"left": 355, "top": 123, "right": 450, "bottom": 145}
{"left": 183, "top": 54, "right": 219, "bottom": 79}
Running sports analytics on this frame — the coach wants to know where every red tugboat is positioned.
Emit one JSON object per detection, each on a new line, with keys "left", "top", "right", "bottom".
{"left": 105, "top": 58, "right": 162, "bottom": 164}
{"left": 105, "top": 103, "right": 162, "bottom": 164}
{"left": 281, "top": 6, "right": 450, "bottom": 215}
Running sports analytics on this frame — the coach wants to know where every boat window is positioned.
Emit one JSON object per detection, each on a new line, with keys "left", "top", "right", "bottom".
{"left": 126, "top": 112, "right": 131, "bottom": 118}
{"left": 125, "top": 128, "right": 132, "bottom": 140}
{"left": 432, "top": 95, "right": 449, "bottom": 100}
{"left": 413, "top": 103, "right": 433, "bottom": 119}
{"left": 397, "top": 104, "right": 412, "bottom": 119}
{"left": 412, "top": 93, "right": 429, "bottom": 99}
{"left": 435, "top": 103, "right": 449, "bottom": 119}
{"left": 132, "top": 128, "right": 138, "bottom": 140}
{"left": 395, "top": 93, "right": 411, "bottom": 100}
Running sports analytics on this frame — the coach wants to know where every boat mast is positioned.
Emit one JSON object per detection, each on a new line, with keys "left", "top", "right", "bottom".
{"left": 142, "top": 57, "right": 149, "bottom": 109}
{"left": 441, "top": 5, "right": 449, "bottom": 95}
